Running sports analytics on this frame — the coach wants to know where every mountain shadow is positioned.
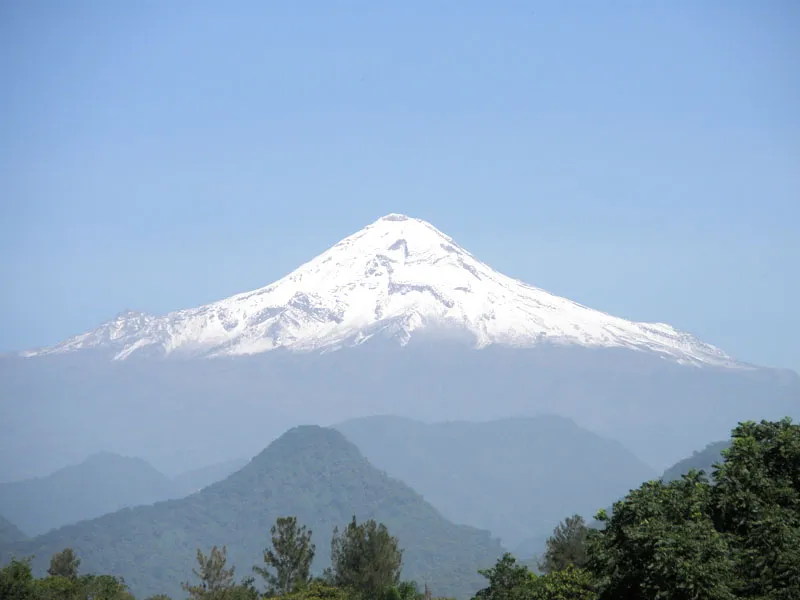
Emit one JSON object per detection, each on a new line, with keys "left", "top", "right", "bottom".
{"left": 334, "top": 414, "right": 656, "bottom": 549}
{"left": 0, "top": 426, "right": 503, "bottom": 600}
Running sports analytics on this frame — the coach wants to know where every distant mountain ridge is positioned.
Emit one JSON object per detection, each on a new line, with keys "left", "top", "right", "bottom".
{"left": 0, "top": 452, "right": 181, "bottom": 536}
{"left": 335, "top": 415, "right": 656, "bottom": 548}
{"left": 0, "top": 451, "right": 254, "bottom": 536}
{"left": 23, "top": 214, "right": 742, "bottom": 368}
{"left": 0, "top": 426, "right": 504, "bottom": 600}
{"left": 2, "top": 341, "right": 797, "bottom": 483}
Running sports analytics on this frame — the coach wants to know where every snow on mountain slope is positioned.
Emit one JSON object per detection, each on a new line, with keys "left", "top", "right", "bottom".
{"left": 23, "top": 214, "right": 741, "bottom": 367}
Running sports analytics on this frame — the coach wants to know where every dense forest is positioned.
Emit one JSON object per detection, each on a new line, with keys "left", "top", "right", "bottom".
{"left": 0, "top": 453, "right": 181, "bottom": 537}
{"left": 0, "top": 453, "right": 250, "bottom": 538}
{"left": 1, "top": 418, "right": 798, "bottom": 600}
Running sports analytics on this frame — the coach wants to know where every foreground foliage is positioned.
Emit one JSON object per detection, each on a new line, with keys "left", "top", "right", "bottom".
{"left": 538, "top": 514, "right": 588, "bottom": 575}
{"left": 254, "top": 517, "right": 315, "bottom": 596}
{"left": 0, "top": 556, "right": 134, "bottom": 600}
{"left": 474, "top": 553, "right": 595, "bottom": 600}
{"left": 327, "top": 516, "right": 403, "bottom": 599}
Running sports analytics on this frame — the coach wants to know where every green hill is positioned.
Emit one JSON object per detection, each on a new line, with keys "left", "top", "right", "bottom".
{"left": 660, "top": 440, "right": 730, "bottom": 483}
{"left": 335, "top": 415, "right": 656, "bottom": 548}
{"left": 1, "top": 426, "right": 503, "bottom": 599}
{"left": 0, "top": 452, "right": 181, "bottom": 536}
{"left": 0, "top": 515, "right": 26, "bottom": 545}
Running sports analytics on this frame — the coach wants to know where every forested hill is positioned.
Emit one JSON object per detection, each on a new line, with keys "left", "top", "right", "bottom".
{"left": 0, "top": 426, "right": 503, "bottom": 600}
{"left": 0, "top": 452, "right": 180, "bottom": 537}
{"left": 0, "top": 515, "right": 26, "bottom": 545}
{"left": 660, "top": 440, "right": 730, "bottom": 483}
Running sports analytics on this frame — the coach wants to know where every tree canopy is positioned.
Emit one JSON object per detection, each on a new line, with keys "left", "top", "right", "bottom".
{"left": 539, "top": 515, "right": 588, "bottom": 575}
{"left": 474, "top": 418, "right": 800, "bottom": 600}
{"left": 328, "top": 516, "right": 404, "bottom": 600}
{"left": 254, "top": 516, "right": 316, "bottom": 596}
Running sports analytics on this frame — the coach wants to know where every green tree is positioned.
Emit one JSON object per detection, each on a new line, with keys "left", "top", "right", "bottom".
{"left": 585, "top": 418, "right": 800, "bottom": 600}
{"left": 47, "top": 548, "right": 81, "bottom": 580}
{"left": 528, "top": 566, "right": 595, "bottom": 600}
{"left": 225, "top": 578, "right": 260, "bottom": 600}
{"left": 0, "top": 557, "right": 37, "bottom": 600}
{"left": 473, "top": 553, "right": 533, "bottom": 600}
{"left": 282, "top": 580, "right": 351, "bottom": 600}
{"left": 539, "top": 514, "right": 589, "bottom": 574}
{"left": 182, "top": 545, "right": 236, "bottom": 600}
{"left": 587, "top": 471, "right": 735, "bottom": 600}
{"left": 328, "top": 516, "right": 403, "bottom": 600}
{"left": 79, "top": 573, "right": 135, "bottom": 600}
{"left": 254, "top": 516, "right": 316, "bottom": 596}
{"left": 711, "top": 418, "right": 800, "bottom": 599}
{"left": 35, "top": 575, "right": 80, "bottom": 600}
{"left": 383, "top": 581, "right": 424, "bottom": 600}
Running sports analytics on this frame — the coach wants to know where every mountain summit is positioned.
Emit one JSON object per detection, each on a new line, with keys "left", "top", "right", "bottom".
{"left": 24, "top": 214, "right": 738, "bottom": 366}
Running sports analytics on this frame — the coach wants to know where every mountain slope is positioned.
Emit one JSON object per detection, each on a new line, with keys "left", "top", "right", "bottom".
{"left": 0, "top": 452, "right": 180, "bottom": 536}
{"left": 23, "top": 214, "right": 739, "bottom": 368}
{"left": 0, "top": 515, "right": 26, "bottom": 545}
{"left": 334, "top": 415, "right": 656, "bottom": 548}
{"left": 661, "top": 440, "right": 730, "bottom": 483}
{"left": 0, "top": 426, "right": 503, "bottom": 600}
{"left": 171, "top": 458, "right": 249, "bottom": 496}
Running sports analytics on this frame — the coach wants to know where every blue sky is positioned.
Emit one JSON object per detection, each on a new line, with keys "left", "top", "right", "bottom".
{"left": 1, "top": 0, "right": 798, "bottom": 372}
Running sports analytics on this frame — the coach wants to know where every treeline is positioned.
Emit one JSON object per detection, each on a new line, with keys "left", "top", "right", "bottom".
{"left": 1, "top": 515, "right": 452, "bottom": 600}
{"left": 2, "top": 418, "right": 799, "bottom": 600}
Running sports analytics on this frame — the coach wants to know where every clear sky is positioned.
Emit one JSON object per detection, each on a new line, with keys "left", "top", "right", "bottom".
{"left": 1, "top": 0, "right": 798, "bottom": 372}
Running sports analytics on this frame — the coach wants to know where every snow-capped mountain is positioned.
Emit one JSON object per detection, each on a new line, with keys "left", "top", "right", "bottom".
{"left": 23, "top": 214, "right": 740, "bottom": 367}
